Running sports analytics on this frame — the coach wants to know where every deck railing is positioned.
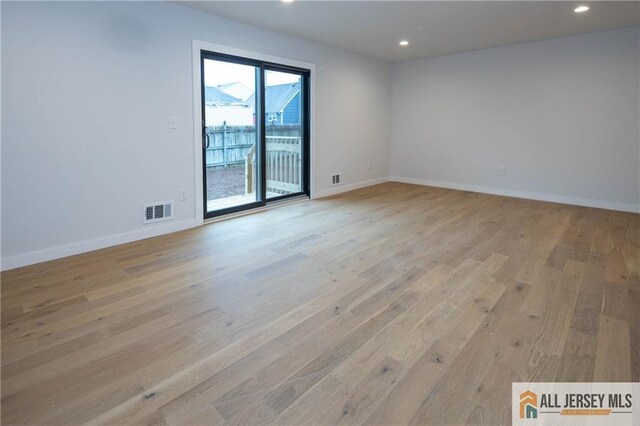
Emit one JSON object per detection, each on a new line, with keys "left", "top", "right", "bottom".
{"left": 265, "top": 136, "right": 302, "bottom": 195}
{"left": 204, "top": 125, "right": 302, "bottom": 196}
{"left": 243, "top": 136, "right": 302, "bottom": 195}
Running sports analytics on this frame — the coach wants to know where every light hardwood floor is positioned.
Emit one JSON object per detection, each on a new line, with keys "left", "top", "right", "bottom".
{"left": 1, "top": 182, "right": 638, "bottom": 425}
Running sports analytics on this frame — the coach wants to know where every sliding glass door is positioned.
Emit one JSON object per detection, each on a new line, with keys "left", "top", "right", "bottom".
{"left": 265, "top": 69, "right": 304, "bottom": 199}
{"left": 202, "top": 57, "right": 260, "bottom": 213}
{"left": 201, "top": 52, "right": 309, "bottom": 218}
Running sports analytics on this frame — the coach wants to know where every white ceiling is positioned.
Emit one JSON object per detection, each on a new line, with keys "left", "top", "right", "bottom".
{"left": 179, "top": 1, "right": 640, "bottom": 62}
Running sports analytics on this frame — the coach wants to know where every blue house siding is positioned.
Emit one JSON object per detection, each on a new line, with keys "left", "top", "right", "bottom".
{"left": 251, "top": 82, "right": 302, "bottom": 125}
{"left": 282, "top": 93, "right": 300, "bottom": 125}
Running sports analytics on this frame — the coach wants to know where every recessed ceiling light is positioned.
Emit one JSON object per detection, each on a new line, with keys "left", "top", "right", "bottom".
{"left": 574, "top": 5, "right": 590, "bottom": 13}
{"left": 399, "top": 40, "right": 409, "bottom": 46}
{"left": 282, "top": 0, "right": 294, "bottom": 3}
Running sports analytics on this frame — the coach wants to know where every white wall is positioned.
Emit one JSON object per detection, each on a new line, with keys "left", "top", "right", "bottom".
{"left": 390, "top": 27, "right": 640, "bottom": 212}
{"left": 1, "top": 1, "right": 392, "bottom": 269}
{"left": 3, "top": 3, "right": 638, "bottom": 271}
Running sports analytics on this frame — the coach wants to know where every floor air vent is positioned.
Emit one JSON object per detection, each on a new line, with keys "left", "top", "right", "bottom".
{"left": 143, "top": 201, "right": 173, "bottom": 224}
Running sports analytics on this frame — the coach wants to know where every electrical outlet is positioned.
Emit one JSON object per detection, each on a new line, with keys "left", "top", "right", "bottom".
{"left": 179, "top": 188, "right": 188, "bottom": 201}
{"left": 367, "top": 161, "right": 372, "bottom": 170}
{"left": 168, "top": 116, "right": 178, "bottom": 129}
{"left": 331, "top": 174, "right": 341, "bottom": 185}
{"left": 498, "top": 167, "right": 506, "bottom": 175}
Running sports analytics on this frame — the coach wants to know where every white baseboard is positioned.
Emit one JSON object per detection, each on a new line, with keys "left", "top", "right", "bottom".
{"left": 313, "top": 177, "right": 390, "bottom": 199}
{"left": 6, "top": 176, "right": 635, "bottom": 271}
{"left": 1, "top": 219, "right": 201, "bottom": 271}
{"left": 1, "top": 178, "right": 386, "bottom": 272}
{"left": 391, "top": 176, "right": 640, "bottom": 213}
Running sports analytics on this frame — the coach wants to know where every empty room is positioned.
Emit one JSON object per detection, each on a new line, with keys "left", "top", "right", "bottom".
{"left": 1, "top": 1, "right": 639, "bottom": 425}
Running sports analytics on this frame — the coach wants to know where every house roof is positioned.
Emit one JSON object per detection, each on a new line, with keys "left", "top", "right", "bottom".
{"left": 216, "top": 82, "right": 241, "bottom": 91}
{"left": 204, "top": 86, "right": 243, "bottom": 106}
{"left": 217, "top": 81, "right": 254, "bottom": 102}
{"left": 247, "top": 82, "right": 300, "bottom": 113}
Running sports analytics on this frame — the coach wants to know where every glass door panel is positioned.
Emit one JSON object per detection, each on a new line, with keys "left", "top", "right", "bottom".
{"left": 265, "top": 70, "right": 303, "bottom": 199}
{"left": 203, "top": 57, "right": 259, "bottom": 215}
{"left": 201, "top": 51, "right": 309, "bottom": 218}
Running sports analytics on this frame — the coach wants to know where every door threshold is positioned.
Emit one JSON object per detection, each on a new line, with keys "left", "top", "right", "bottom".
{"left": 204, "top": 195, "right": 309, "bottom": 224}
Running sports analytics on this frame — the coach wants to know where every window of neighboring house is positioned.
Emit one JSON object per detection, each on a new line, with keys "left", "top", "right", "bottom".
{"left": 268, "top": 113, "right": 278, "bottom": 122}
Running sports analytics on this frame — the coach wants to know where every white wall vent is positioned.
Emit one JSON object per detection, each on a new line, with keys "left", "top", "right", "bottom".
{"left": 143, "top": 201, "right": 173, "bottom": 224}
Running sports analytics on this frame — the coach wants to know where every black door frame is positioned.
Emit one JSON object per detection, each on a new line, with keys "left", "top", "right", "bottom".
{"left": 201, "top": 50, "right": 310, "bottom": 219}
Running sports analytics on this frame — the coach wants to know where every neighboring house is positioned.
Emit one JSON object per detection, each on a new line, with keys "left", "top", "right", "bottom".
{"left": 247, "top": 82, "right": 301, "bottom": 125}
{"left": 217, "top": 81, "right": 253, "bottom": 101}
{"left": 204, "top": 86, "right": 253, "bottom": 126}
{"left": 204, "top": 85, "right": 242, "bottom": 105}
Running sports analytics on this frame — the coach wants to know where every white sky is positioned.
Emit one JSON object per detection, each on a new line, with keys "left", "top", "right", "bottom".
{"left": 204, "top": 59, "right": 300, "bottom": 90}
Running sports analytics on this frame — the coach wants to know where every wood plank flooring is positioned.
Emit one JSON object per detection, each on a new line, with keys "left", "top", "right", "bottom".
{"left": 1, "top": 182, "right": 638, "bottom": 425}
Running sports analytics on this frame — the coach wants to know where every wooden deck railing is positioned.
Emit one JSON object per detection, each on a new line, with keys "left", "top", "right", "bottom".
{"left": 245, "top": 144, "right": 256, "bottom": 195}
{"left": 266, "top": 136, "right": 302, "bottom": 195}
{"left": 245, "top": 136, "right": 302, "bottom": 196}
